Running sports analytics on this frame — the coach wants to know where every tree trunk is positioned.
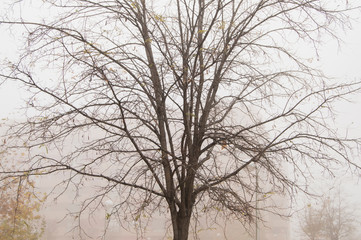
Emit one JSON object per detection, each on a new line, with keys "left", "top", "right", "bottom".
{"left": 172, "top": 211, "right": 191, "bottom": 240}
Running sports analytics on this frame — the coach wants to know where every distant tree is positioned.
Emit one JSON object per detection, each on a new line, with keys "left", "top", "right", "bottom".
{"left": 300, "top": 192, "right": 356, "bottom": 240}
{"left": 300, "top": 204, "right": 323, "bottom": 240}
{"left": 321, "top": 196, "right": 356, "bottom": 240}
{"left": 0, "top": 175, "right": 45, "bottom": 240}
{"left": 1, "top": 1, "right": 361, "bottom": 240}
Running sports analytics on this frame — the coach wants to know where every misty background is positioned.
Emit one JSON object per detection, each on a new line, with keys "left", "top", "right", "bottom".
{"left": 1, "top": 1, "right": 361, "bottom": 240}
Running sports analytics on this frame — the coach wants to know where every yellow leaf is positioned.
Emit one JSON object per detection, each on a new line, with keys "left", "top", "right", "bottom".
{"left": 218, "top": 21, "right": 226, "bottom": 29}
{"left": 220, "top": 140, "right": 227, "bottom": 149}
{"left": 131, "top": 2, "right": 138, "bottom": 8}
{"left": 155, "top": 15, "right": 165, "bottom": 22}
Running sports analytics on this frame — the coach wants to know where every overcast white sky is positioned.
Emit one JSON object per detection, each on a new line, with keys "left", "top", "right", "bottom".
{"left": 0, "top": 2, "right": 360, "bottom": 119}
{"left": 1, "top": 16, "right": 360, "bottom": 117}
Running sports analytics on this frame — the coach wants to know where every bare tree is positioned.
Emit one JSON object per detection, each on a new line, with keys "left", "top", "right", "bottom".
{"left": 322, "top": 196, "right": 356, "bottom": 240}
{"left": 1, "top": 0, "right": 361, "bottom": 239}
{"left": 300, "top": 204, "right": 324, "bottom": 240}
{"left": 300, "top": 192, "right": 357, "bottom": 240}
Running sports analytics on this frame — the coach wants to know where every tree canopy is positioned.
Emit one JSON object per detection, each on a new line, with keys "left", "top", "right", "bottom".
{"left": 1, "top": 0, "right": 361, "bottom": 239}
